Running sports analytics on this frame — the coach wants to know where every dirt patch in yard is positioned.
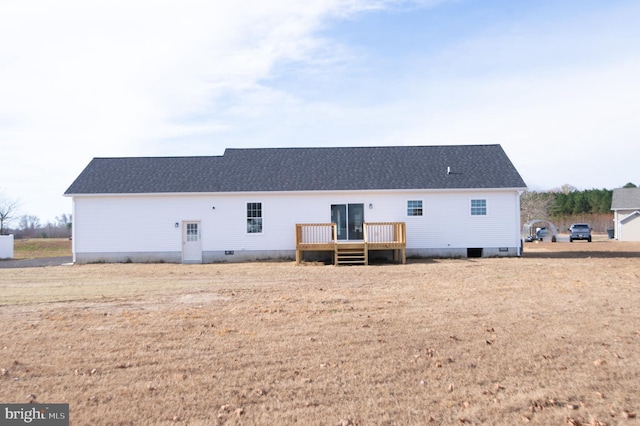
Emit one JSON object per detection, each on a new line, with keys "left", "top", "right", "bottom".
{"left": 0, "top": 241, "right": 639, "bottom": 425}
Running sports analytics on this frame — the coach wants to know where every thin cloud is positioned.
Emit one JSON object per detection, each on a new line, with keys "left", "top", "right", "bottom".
{"left": 2, "top": 0, "right": 430, "bottom": 220}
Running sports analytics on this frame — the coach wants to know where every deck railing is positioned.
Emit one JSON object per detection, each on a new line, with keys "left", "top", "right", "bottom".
{"left": 295, "top": 223, "right": 336, "bottom": 246}
{"left": 365, "top": 222, "right": 406, "bottom": 245}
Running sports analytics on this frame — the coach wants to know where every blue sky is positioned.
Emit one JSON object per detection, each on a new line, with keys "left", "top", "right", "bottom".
{"left": 1, "top": 0, "right": 639, "bottom": 223}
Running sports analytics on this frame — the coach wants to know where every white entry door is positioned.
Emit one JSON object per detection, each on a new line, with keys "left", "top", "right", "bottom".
{"left": 182, "top": 221, "right": 202, "bottom": 263}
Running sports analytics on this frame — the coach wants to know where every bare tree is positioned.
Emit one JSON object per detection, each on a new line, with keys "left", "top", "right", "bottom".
{"left": 55, "top": 213, "right": 72, "bottom": 227}
{"left": 0, "top": 190, "right": 20, "bottom": 235}
{"left": 19, "top": 215, "right": 41, "bottom": 237}
{"left": 55, "top": 213, "right": 72, "bottom": 237}
{"left": 520, "top": 190, "right": 555, "bottom": 224}
{"left": 558, "top": 184, "right": 577, "bottom": 194}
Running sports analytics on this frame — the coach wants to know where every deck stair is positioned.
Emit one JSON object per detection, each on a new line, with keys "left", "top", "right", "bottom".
{"left": 335, "top": 243, "right": 367, "bottom": 265}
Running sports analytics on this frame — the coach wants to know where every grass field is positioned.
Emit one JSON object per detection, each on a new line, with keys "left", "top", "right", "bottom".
{"left": 0, "top": 240, "right": 639, "bottom": 425}
{"left": 11, "top": 238, "right": 72, "bottom": 259}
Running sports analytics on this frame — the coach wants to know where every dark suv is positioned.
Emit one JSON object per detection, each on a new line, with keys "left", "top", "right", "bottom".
{"left": 568, "top": 223, "right": 592, "bottom": 242}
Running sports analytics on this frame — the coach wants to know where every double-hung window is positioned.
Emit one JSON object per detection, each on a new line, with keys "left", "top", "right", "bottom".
{"left": 407, "top": 200, "right": 423, "bottom": 216}
{"left": 470, "top": 199, "right": 487, "bottom": 216}
{"left": 247, "top": 202, "right": 263, "bottom": 233}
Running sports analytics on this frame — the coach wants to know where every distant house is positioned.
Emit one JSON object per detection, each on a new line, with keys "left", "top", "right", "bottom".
{"left": 64, "top": 145, "right": 527, "bottom": 264}
{"left": 611, "top": 188, "right": 640, "bottom": 241}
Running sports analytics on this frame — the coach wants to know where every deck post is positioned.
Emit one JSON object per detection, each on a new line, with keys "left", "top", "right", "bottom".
{"left": 333, "top": 223, "right": 338, "bottom": 266}
{"left": 295, "top": 224, "right": 302, "bottom": 265}
{"left": 363, "top": 223, "right": 369, "bottom": 266}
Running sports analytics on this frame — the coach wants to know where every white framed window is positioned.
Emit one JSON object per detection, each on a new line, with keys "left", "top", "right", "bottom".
{"left": 407, "top": 200, "right": 423, "bottom": 216}
{"left": 247, "top": 202, "right": 263, "bottom": 233}
{"left": 470, "top": 199, "right": 487, "bottom": 216}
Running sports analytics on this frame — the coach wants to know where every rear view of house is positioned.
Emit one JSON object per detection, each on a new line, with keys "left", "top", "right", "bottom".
{"left": 64, "top": 145, "right": 527, "bottom": 264}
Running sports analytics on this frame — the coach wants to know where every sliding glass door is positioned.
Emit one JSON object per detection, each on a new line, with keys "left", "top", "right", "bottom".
{"left": 331, "top": 203, "right": 364, "bottom": 241}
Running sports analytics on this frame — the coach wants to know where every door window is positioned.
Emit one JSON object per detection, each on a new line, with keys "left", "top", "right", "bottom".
{"left": 331, "top": 205, "right": 347, "bottom": 240}
{"left": 186, "top": 223, "right": 199, "bottom": 241}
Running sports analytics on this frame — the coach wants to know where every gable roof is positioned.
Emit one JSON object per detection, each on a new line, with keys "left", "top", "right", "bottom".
{"left": 611, "top": 188, "right": 640, "bottom": 210}
{"left": 64, "top": 145, "right": 526, "bottom": 195}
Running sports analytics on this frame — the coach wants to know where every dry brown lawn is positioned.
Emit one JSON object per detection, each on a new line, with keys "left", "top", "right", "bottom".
{"left": 1, "top": 239, "right": 639, "bottom": 425}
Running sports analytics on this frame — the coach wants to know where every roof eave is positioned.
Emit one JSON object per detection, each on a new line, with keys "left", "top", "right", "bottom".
{"left": 65, "top": 185, "right": 528, "bottom": 197}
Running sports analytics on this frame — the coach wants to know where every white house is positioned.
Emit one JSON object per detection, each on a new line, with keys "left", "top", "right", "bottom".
{"left": 64, "top": 145, "right": 527, "bottom": 264}
{"left": 611, "top": 188, "right": 640, "bottom": 241}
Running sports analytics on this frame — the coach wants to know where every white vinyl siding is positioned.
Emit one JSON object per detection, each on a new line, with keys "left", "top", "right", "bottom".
{"left": 615, "top": 210, "right": 640, "bottom": 241}
{"left": 73, "top": 189, "right": 521, "bottom": 255}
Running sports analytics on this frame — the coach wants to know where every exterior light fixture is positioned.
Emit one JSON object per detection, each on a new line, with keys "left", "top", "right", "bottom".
{"left": 369, "top": 203, "right": 373, "bottom": 209}
{"left": 175, "top": 222, "right": 179, "bottom": 228}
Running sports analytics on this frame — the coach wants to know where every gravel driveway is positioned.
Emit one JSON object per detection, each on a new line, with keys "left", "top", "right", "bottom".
{"left": 0, "top": 256, "right": 73, "bottom": 269}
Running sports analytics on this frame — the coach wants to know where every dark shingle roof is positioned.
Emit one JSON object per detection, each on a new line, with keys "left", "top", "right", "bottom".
{"left": 64, "top": 145, "right": 526, "bottom": 195}
{"left": 611, "top": 188, "right": 640, "bottom": 210}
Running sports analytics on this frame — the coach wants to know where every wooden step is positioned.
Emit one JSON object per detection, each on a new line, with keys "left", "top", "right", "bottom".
{"left": 335, "top": 246, "right": 367, "bottom": 265}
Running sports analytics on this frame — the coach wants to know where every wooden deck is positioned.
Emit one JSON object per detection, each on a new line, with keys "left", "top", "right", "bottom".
{"left": 295, "top": 222, "right": 406, "bottom": 265}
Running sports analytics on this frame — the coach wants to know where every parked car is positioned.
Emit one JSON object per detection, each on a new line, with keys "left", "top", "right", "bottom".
{"left": 568, "top": 223, "right": 592, "bottom": 242}
{"left": 524, "top": 227, "right": 556, "bottom": 242}
{"left": 536, "top": 228, "right": 549, "bottom": 240}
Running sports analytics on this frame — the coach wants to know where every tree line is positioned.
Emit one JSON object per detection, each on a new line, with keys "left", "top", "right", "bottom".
{"left": 15, "top": 213, "right": 72, "bottom": 238}
{"left": 1, "top": 212, "right": 72, "bottom": 238}
{"left": 521, "top": 182, "right": 637, "bottom": 232}
{"left": 0, "top": 188, "right": 71, "bottom": 238}
{"left": 549, "top": 187, "right": 613, "bottom": 216}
